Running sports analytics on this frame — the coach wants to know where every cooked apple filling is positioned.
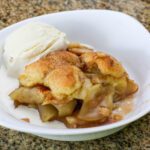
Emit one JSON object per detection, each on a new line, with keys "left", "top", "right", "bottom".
{"left": 10, "top": 43, "right": 138, "bottom": 128}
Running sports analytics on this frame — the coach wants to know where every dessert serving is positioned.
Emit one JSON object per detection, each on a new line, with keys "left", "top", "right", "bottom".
{"left": 4, "top": 22, "right": 138, "bottom": 128}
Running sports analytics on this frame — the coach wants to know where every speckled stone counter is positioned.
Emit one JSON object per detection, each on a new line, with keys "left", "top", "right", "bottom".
{"left": 0, "top": 0, "right": 150, "bottom": 149}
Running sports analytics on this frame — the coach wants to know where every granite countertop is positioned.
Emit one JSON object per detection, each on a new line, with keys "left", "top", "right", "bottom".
{"left": 0, "top": 0, "right": 150, "bottom": 149}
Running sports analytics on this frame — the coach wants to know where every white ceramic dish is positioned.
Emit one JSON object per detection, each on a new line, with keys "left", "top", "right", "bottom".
{"left": 0, "top": 10, "right": 150, "bottom": 141}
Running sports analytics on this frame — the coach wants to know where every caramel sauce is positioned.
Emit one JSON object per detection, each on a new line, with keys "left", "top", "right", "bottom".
{"left": 21, "top": 118, "right": 30, "bottom": 123}
{"left": 113, "top": 97, "right": 134, "bottom": 116}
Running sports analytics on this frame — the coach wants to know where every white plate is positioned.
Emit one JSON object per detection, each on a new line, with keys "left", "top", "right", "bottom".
{"left": 0, "top": 10, "right": 150, "bottom": 141}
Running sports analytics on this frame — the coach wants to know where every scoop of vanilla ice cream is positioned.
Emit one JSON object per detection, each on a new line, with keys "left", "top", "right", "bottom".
{"left": 3, "top": 22, "right": 69, "bottom": 77}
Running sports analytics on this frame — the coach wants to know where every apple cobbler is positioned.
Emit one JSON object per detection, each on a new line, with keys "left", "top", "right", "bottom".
{"left": 10, "top": 43, "right": 138, "bottom": 128}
